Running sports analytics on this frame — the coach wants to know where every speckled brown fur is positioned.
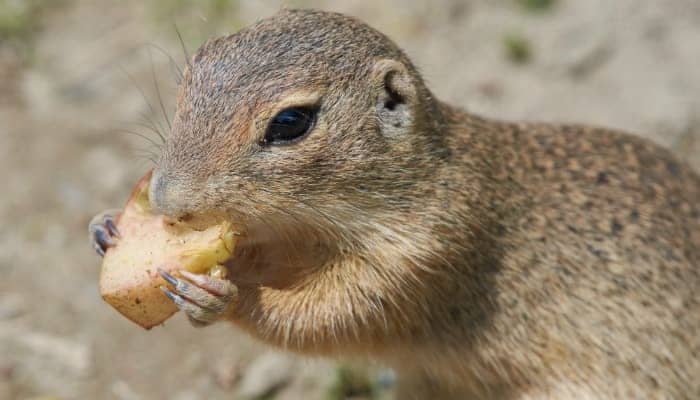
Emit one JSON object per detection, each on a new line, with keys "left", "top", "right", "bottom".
{"left": 148, "top": 9, "right": 699, "bottom": 399}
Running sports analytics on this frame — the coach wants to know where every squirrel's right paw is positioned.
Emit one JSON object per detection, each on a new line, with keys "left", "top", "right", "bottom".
{"left": 88, "top": 209, "right": 122, "bottom": 257}
{"left": 158, "top": 269, "right": 238, "bottom": 327}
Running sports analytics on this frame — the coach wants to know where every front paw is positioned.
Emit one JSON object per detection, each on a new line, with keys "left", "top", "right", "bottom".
{"left": 158, "top": 269, "right": 238, "bottom": 327}
{"left": 88, "top": 209, "right": 122, "bottom": 257}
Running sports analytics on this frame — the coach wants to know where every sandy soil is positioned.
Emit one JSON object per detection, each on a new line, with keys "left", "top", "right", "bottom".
{"left": 1, "top": 0, "right": 698, "bottom": 399}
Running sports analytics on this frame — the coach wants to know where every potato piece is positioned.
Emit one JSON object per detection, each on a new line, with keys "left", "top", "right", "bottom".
{"left": 99, "top": 171, "right": 238, "bottom": 329}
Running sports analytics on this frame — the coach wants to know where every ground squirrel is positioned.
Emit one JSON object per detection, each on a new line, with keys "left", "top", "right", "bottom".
{"left": 90, "top": 9, "right": 700, "bottom": 399}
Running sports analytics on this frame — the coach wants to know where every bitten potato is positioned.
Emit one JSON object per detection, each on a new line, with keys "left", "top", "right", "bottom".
{"left": 99, "top": 171, "right": 238, "bottom": 329}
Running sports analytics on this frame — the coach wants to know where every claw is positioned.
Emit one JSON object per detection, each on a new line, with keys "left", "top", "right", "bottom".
{"left": 180, "top": 270, "right": 236, "bottom": 297}
{"left": 159, "top": 268, "right": 194, "bottom": 297}
{"left": 159, "top": 285, "right": 221, "bottom": 325}
{"left": 89, "top": 209, "right": 122, "bottom": 258}
{"left": 159, "top": 269, "right": 229, "bottom": 312}
{"left": 158, "top": 269, "right": 180, "bottom": 287}
{"left": 95, "top": 228, "right": 116, "bottom": 248}
{"left": 94, "top": 242, "right": 105, "bottom": 257}
{"left": 104, "top": 216, "right": 121, "bottom": 238}
{"left": 160, "top": 286, "right": 186, "bottom": 308}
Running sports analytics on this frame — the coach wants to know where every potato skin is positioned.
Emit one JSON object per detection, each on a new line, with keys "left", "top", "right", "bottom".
{"left": 99, "top": 171, "right": 237, "bottom": 329}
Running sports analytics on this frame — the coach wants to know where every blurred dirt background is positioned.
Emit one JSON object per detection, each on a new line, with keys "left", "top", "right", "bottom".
{"left": 1, "top": 0, "right": 699, "bottom": 399}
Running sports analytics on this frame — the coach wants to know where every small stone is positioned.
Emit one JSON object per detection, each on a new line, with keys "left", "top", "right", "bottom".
{"left": 237, "top": 352, "right": 294, "bottom": 399}
{"left": 111, "top": 380, "right": 141, "bottom": 400}
{"left": 0, "top": 294, "right": 25, "bottom": 319}
{"left": 375, "top": 368, "right": 397, "bottom": 389}
{"left": 213, "top": 358, "right": 242, "bottom": 391}
{"left": 18, "top": 332, "right": 91, "bottom": 376}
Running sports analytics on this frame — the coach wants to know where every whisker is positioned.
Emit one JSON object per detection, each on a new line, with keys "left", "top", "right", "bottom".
{"left": 117, "top": 65, "right": 157, "bottom": 116}
{"left": 137, "top": 111, "right": 167, "bottom": 144}
{"left": 148, "top": 48, "right": 172, "bottom": 132}
{"left": 144, "top": 42, "right": 184, "bottom": 84}
{"left": 174, "top": 24, "right": 192, "bottom": 71}
{"left": 117, "top": 65, "right": 167, "bottom": 144}
{"left": 134, "top": 153, "right": 159, "bottom": 163}
{"left": 132, "top": 149, "right": 159, "bottom": 163}
{"left": 114, "top": 128, "right": 163, "bottom": 150}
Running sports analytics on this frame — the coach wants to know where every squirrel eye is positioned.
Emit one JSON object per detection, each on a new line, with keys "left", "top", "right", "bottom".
{"left": 262, "top": 107, "right": 316, "bottom": 145}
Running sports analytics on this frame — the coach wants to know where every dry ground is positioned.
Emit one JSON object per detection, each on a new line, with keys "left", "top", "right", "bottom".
{"left": 1, "top": 0, "right": 698, "bottom": 399}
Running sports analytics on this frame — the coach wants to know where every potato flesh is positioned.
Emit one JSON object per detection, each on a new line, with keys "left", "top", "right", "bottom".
{"left": 99, "top": 172, "right": 237, "bottom": 329}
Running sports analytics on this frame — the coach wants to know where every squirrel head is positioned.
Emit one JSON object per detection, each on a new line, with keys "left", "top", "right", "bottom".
{"left": 146, "top": 9, "right": 467, "bottom": 354}
{"left": 150, "top": 9, "right": 446, "bottom": 249}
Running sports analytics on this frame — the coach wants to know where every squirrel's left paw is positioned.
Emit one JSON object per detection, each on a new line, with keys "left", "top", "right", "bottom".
{"left": 88, "top": 209, "right": 122, "bottom": 257}
{"left": 158, "top": 269, "right": 238, "bottom": 327}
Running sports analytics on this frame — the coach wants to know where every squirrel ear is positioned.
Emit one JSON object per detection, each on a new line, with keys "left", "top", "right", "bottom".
{"left": 370, "top": 59, "right": 416, "bottom": 108}
{"left": 370, "top": 59, "right": 416, "bottom": 137}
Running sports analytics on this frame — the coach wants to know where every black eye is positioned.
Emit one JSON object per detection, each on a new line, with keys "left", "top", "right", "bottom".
{"left": 262, "top": 107, "right": 316, "bottom": 145}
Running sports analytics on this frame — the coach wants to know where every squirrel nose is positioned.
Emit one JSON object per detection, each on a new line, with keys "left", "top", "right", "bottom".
{"left": 149, "top": 170, "right": 190, "bottom": 218}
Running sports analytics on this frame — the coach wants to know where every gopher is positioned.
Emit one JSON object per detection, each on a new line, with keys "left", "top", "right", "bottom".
{"left": 90, "top": 9, "right": 700, "bottom": 399}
